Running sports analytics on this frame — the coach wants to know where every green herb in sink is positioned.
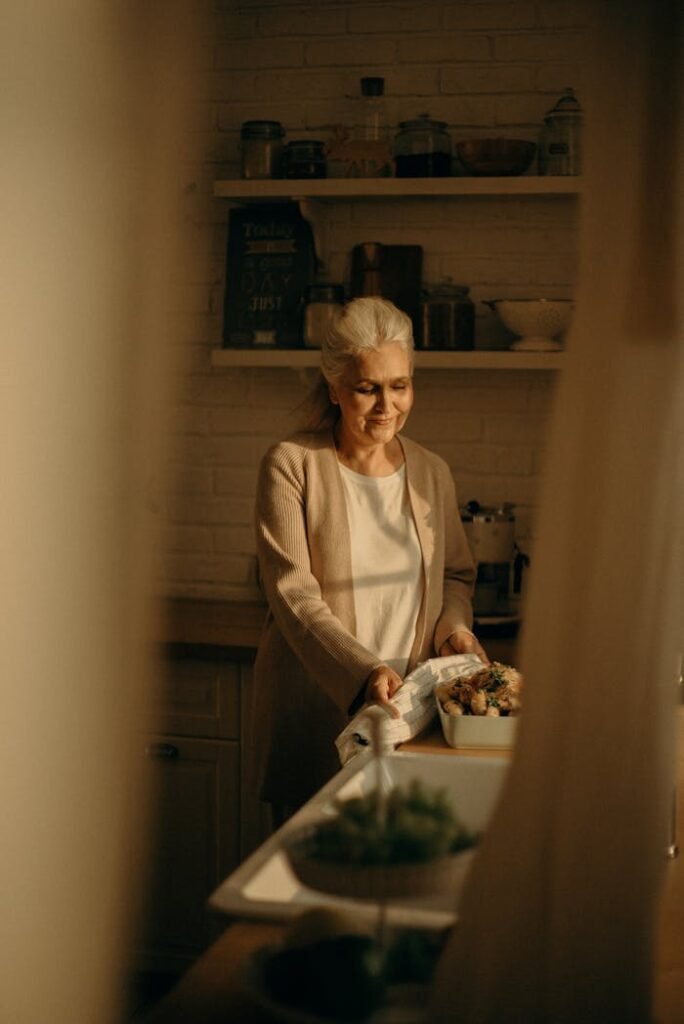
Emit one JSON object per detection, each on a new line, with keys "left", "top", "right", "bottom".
{"left": 303, "top": 778, "right": 476, "bottom": 865}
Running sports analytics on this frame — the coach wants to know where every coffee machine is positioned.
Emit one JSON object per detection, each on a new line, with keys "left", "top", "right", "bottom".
{"left": 460, "top": 500, "right": 517, "bottom": 617}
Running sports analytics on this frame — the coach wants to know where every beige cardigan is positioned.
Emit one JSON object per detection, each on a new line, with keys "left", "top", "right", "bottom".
{"left": 247, "top": 429, "right": 476, "bottom": 807}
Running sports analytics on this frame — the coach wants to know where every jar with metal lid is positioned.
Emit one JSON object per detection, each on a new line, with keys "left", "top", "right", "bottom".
{"left": 240, "top": 120, "right": 285, "bottom": 179}
{"left": 303, "top": 284, "right": 344, "bottom": 348}
{"left": 422, "top": 278, "right": 475, "bottom": 350}
{"left": 393, "top": 114, "right": 452, "bottom": 177}
{"left": 539, "top": 88, "right": 582, "bottom": 176}
{"left": 283, "top": 140, "right": 327, "bottom": 179}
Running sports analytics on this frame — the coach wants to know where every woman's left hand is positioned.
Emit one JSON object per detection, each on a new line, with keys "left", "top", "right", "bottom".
{"left": 439, "top": 628, "right": 490, "bottom": 665}
{"left": 364, "top": 664, "right": 403, "bottom": 719}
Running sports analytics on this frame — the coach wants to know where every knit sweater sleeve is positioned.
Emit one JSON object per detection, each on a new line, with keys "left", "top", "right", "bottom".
{"left": 432, "top": 458, "right": 477, "bottom": 654}
{"left": 255, "top": 441, "right": 381, "bottom": 714}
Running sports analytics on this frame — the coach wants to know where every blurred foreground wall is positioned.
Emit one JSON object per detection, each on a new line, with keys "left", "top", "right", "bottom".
{"left": 0, "top": 2, "right": 203, "bottom": 1021}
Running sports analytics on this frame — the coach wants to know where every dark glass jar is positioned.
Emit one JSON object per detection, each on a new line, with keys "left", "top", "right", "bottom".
{"left": 240, "top": 120, "right": 285, "bottom": 179}
{"left": 422, "top": 279, "right": 475, "bottom": 349}
{"left": 283, "top": 140, "right": 327, "bottom": 179}
{"left": 394, "top": 114, "right": 452, "bottom": 177}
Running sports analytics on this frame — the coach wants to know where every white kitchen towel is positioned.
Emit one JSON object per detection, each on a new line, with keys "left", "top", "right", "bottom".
{"left": 335, "top": 652, "right": 484, "bottom": 765}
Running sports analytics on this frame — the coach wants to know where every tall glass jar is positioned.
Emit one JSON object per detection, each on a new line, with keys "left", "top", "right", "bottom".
{"left": 393, "top": 114, "right": 452, "bottom": 177}
{"left": 240, "top": 120, "right": 285, "bottom": 179}
{"left": 539, "top": 89, "right": 582, "bottom": 176}
{"left": 355, "top": 76, "right": 392, "bottom": 178}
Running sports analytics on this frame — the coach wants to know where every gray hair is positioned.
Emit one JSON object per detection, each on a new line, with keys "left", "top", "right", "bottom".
{"left": 300, "top": 297, "right": 414, "bottom": 431}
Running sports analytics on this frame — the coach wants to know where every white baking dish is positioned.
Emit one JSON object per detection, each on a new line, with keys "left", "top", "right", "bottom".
{"left": 436, "top": 697, "right": 518, "bottom": 749}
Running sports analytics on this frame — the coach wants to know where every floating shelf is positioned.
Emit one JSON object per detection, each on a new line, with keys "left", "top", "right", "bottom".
{"left": 213, "top": 176, "right": 581, "bottom": 201}
{"left": 210, "top": 348, "right": 564, "bottom": 371}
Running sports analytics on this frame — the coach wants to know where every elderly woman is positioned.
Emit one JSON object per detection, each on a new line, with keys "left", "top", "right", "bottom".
{"left": 248, "top": 297, "right": 486, "bottom": 823}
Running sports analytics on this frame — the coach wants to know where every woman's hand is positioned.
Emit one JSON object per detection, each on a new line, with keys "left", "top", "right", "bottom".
{"left": 439, "top": 628, "right": 490, "bottom": 665}
{"left": 364, "top": 664, "right": 403, "bottom": 719}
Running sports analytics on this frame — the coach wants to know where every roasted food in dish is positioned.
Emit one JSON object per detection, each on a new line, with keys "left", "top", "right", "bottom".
{"left": 436, "top": 661, "right": 522, "bottom": 718}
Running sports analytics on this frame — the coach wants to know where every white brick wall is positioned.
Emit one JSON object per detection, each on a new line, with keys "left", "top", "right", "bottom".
{"left": 162, "top": 0, "right": 594, "bottom": 600}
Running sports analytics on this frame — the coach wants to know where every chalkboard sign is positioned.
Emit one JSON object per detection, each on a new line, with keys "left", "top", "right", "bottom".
{"left": 222, "top": 202, "right": 317, "bottom": 348}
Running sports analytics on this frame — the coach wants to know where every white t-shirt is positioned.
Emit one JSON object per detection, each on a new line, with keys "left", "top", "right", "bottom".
{"left": 339, "top": 462, "right": 424, "bottom": 678}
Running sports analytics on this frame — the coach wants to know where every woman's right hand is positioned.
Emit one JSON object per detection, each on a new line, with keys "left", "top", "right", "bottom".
{"left": 364, "top": 665, "right": 403, "bottom": 720}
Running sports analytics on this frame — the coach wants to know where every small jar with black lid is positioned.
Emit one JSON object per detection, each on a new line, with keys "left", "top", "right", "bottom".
{"left": 240, "top": 120, "right": 285, "bottom": 179}
{"left": 283, "top": 140, "right": 327, "bottom": 179}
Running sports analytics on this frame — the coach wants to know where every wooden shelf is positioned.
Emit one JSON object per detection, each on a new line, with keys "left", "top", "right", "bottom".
{"left": 210, "top": 348, "right": 564, "bottom": 371}
{"left": 213, "top": 176, "right": 581, "bottom": 201}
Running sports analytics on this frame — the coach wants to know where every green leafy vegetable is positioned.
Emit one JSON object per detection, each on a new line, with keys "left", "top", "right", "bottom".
{"left": 303, "top": 778, "right": 476, "bottom": 865}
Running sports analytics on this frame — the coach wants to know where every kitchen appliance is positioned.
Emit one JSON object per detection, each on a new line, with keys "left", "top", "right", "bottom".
{"left": 460, "top": 500, "right": 516, "bottom": 617}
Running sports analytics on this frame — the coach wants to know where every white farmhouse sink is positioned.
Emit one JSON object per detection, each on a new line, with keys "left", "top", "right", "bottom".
{"left": 209, "top": 749, "right": 509, "bottom": 930}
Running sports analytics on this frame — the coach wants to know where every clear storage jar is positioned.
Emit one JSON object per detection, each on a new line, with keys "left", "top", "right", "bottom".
{"left": 240, "top": 120, "right": 285, "bottom": 179}
{"left": 394, "top": 114, "right": 452, "bottom": 177}
{"left": 303, "top": 284, "right": 344, "bottom": 348}
{"left": 422, "top": 279, "right": 475, "bottom": 350}
{"left": 538, "top": 89, "right": 582, "bottom": 176}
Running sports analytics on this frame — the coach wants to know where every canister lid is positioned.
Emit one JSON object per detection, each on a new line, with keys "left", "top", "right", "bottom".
{"left": 545, "top": 88, "right": 582, "bottom": 118}
{"left": 240, "top": 120, "right": 285, "bottom": 139}
{"left": 427, "top": 276, "right": 470, "bottom": 299}
{"left": 398, "top": 113, "right": 448, "bottom": 132}
{"left": 361, "top": 77, "right": 385, "bottom": 97}
{"left": 285, "top": 140, "right": 326, "bottom": 155}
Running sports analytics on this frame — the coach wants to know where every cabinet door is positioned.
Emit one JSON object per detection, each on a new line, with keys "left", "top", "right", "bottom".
{"left": 148, "top": 656, "right": 240, "bottom": 740}
{"left": 138, "top": 736, "right": 239, "bottom": 969}
{"left": 239, "top": 660, "right": 274, "bottom": 860}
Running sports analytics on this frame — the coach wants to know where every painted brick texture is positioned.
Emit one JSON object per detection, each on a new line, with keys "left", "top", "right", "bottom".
{"left": 163, "top": 0, "right": 592, "bottom": 600}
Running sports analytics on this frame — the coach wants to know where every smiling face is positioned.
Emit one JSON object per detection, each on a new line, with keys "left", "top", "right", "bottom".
{"left": 328, "top": 342, "right": 414, "bottom": 451}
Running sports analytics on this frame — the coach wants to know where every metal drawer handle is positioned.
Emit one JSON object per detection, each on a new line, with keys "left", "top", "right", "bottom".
{"left": 146, "top": 742, "right": 179, "bottom": 760}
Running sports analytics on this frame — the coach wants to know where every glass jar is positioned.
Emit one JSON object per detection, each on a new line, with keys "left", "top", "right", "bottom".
{"left": 539, "top": 88, "right": 582, "bottom": 176}
{"left": 283, "top": 140, "right": 327, "bottom": 179}
{"left": 355, "top": 76, "right": 392, "bottom": 178}
{"left": 303, "top": 284, "right": 344, "bottom": 348}
{"left": 393, "top": 114, "right": 452, "bottom": 177}
{"left": 240, "top": 120, "right": 285, "bottom": 179}
{"left": 421, "top": 278, "right": 475, "bottom": 350}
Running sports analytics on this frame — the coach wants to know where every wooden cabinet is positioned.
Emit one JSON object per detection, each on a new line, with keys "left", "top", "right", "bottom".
{"left": 137, "top": 648, "right": 250, "bottom": 972}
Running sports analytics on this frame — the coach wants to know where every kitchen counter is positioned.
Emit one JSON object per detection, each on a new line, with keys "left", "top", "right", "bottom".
{"left": 136, "top": 710, "right": 684, "bottom": 1024}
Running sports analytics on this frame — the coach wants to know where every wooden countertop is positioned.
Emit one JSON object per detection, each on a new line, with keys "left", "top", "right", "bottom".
{"left": 138, "top": 710, "right": 684, "bottom": 1024}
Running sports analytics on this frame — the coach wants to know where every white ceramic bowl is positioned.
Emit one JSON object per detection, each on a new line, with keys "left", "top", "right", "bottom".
{"left": 486, "top": 298, "right": 573, "bottom": 351}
